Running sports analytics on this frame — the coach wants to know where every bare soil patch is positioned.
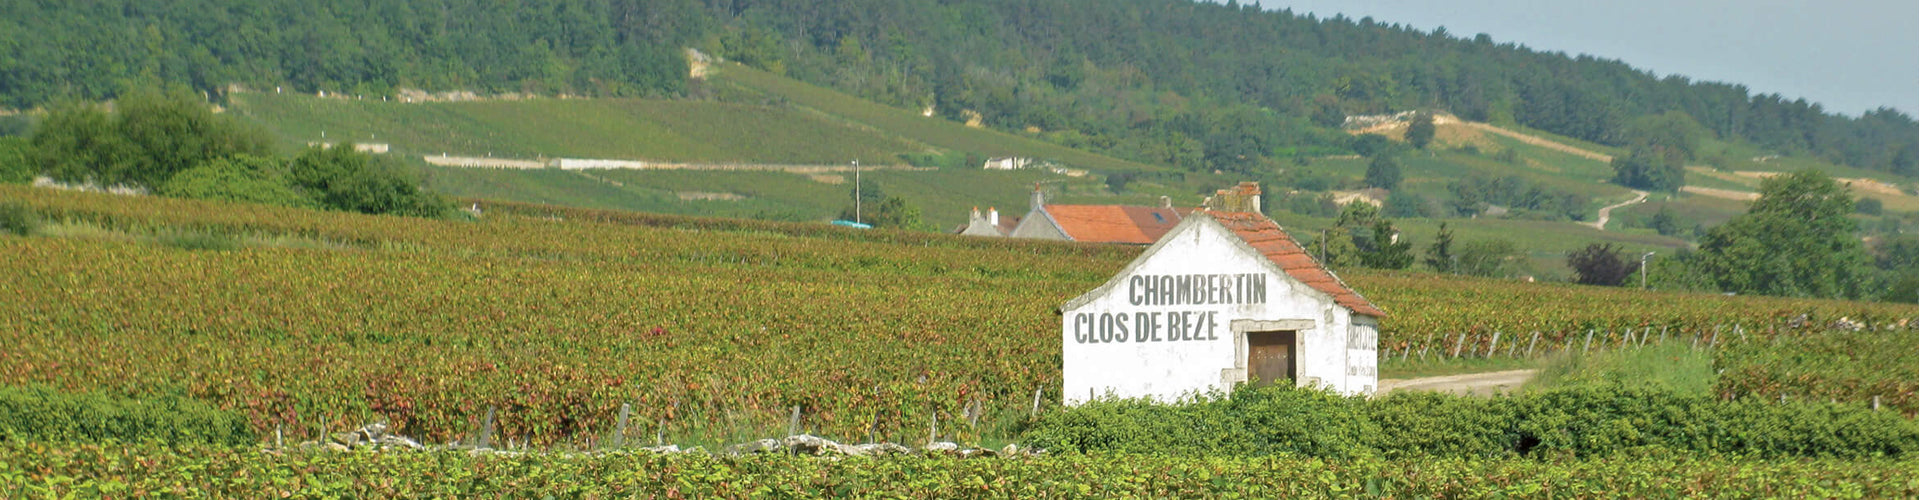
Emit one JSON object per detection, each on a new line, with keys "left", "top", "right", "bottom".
{"left": 1378, "top": 369, "right": 1538, "bottom": 397}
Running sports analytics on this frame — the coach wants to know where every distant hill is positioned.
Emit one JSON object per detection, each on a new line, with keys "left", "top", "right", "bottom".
{"left": 4, "top": 0, "right": 1913, "bottom": 178}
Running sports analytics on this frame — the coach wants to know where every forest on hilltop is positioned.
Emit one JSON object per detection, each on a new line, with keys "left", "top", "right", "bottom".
{"left": 1, "top": 0, "right": 1913, "bottom": 177}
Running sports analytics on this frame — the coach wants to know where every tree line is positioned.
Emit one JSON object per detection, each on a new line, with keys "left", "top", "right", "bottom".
{"left": 16, "top": 86, "right": 450, "bottom": 218}
{"left": 1306, "top": 169, "right": 1913, "bottom": 303}
{"left": 704, "top": 0, "right": 1917, "bottom": 177}
{"left": 2, "top": 0, "right": 1912, "bottom": 178}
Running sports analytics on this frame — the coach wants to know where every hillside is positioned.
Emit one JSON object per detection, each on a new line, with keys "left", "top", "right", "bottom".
{"left": 224, "top": 62, "right": 1210, "bottom": 228}
{"left": 4, "top": 0, "right": 1912, "bottom": 180}
{"left": 220, "top": 66, "right": 1914, "bottom": 282}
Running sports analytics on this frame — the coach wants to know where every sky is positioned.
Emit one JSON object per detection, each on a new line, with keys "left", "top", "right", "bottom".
{"left": 1234, "top": 0, "right": 1919, "bottom": 117}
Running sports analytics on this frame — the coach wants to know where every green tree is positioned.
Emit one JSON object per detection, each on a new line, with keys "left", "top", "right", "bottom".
{"left": 111, "top": 86, "right": 272, "bottom": 188}
{"left": 1424, "top": 222, "right": 1455, "bottom": 273}
{"left": 1383, "top": 192, "right": 1429, "bottom": 218}
{"left": 1360, "top": 219, "right": 1413, "bottom": 270}
{"left": 1313, "top": 226, "right": 1364, "bottom": 268}
{"left": 1566, "top": 243, "right": 1636, "bottom": 286}
{"left": 1693, "top": 169, "right": 1869, "bottom": 299}
{"left": 0, "top": 137, "right": 32, "bottom": 183}
{"left": 32, "top": 87, "right": 269, "bottom": 189}
{"left": 1610, "top": 150, "right": 1684, "bottom": 191}
{"left": 289, "top": 145, "right": 449, "bottom": 218}
{"left": 1610, "top": 111, "right": 1705, "bottom": 192}
{"left": 1456, "top": 238, "right": 1521, "bottom": 278}
{"left": 158, "top": 155, "right": 313, "bottom": 208}
{"left": 1351, "top": 134, "right": 1393, "bottom": 158}
{"left": 30, "top": 101, "right": 131, "bottom": 186}
{"left": 1364, "top": 154, "right": 1402, "bottom": 190}
{"left": 1647, "top": 207, "right": 1681, "bottom": 236}
{"left": 1405, "top": 111, "right": 1435, "bottom": 149}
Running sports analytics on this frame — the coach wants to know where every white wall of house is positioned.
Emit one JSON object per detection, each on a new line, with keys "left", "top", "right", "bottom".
{"left": 1059, "top": 216, "right": 1376, "bottom": 404}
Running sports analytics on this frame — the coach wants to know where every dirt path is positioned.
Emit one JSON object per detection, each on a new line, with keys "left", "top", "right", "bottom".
{"left": 424, "top": 155, "right": 931, "bottom": 173}
{"left": 1588, "top": 190, "right": 1648, "bottom": 230}
{"left": 1378, "top": 369, "right": 1538, "bottom": 397}
{"left": 1449, "top": 118, "right": 1614, "bottom": 163}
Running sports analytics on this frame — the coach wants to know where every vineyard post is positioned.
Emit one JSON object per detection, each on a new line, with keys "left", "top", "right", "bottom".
{"left": 1451, "top": 333, "right": 1466, "bottom": 358}
{"left": 1526, "top": 331, "right": 1539, "bottom": 358}
{"left": 1030, "top": 388, "right": 1042, "bottom": 418}
{"left": 477, "top": 407, "right": 495, "bottom": 449}
{"left": 1400, "top": 344, "right": 1411, "bottom": 361}
{"left": 1505, "top": 336, "right": 1517, "bottom": 358}
{"left": 1583, "top": 329, "right": 1594, "bottom": 354}
{"left": 1708, "top": 327, "right": 1720, "bottom": 349}
{"left": 967, "top": 399, "right": 981, "bottom": 430}
{"left": 1485, "top": 332, "right": 1501, "bottom": 358}
{"left": 275, "top": 424, "right": 283, "bottom": 450}
{"left": 1659, "top": 326, "right": 1669, "bottom": 345}
{"left": 612, "top": 403, "right": 630, "bottom": 449}
{"left": 928, "top": 410, "right": 938, "bottom": 445}
{"left": 1640, "top": 327, "right": 1652, "bottom": 347}
{"left": 788, "top": 406, "right": 801, "bottom": 436}
{"left": 1735, "top": 324, "right": 1746, "bottom": 341}
{"left": 1620, "top": 328, "right": 1632, "bottom": 349}
{"left": 1873, "top": 396, "right": 1881, "bottom": 411}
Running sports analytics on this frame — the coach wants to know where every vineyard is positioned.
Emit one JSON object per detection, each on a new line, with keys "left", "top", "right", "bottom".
{"left": 1, "top": 186, "right": 1915, "bottom": 495}
{"left": 3, "top": 442, "right": 1912, "bottom": 498}
{"left": 2, "top": 185, "right": 1912, "bottom": 446}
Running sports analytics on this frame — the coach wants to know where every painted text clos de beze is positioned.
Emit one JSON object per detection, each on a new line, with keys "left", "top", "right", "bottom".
{"left": 1071, "top": 273, "right": 1268, "bottom": 344}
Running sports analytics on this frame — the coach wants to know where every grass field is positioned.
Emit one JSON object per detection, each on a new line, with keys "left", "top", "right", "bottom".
{"left": 710, "top": 64, "right": 1167, "bottom": 174}
{"left": 230, "top": 92, "right": 922, "bottom": 165}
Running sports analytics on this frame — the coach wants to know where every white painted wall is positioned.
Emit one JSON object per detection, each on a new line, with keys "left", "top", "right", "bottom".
{"left": 1060, "top": 216, "right": 1377, "bottom": 404}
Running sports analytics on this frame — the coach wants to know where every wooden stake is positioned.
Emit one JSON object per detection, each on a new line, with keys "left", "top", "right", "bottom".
{"left": 1526, "top": 331, "right": 1540, "bottom": 358}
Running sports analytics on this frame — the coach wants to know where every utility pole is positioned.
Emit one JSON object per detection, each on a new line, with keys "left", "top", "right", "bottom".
{"left": 1640, "top": 251, "right": 1655, "bottom": 289}
{"left": 853, "top": 159, "right": 861, "bottom": 224}
{"left": 1319, "top": 229, "right": 1327, "bottom": 264}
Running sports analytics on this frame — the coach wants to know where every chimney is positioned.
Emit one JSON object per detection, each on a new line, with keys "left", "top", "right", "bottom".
{"left": 1160, "top": 196, "right": 1172, "bottom": 208}
{"left": 971, "top": 206, "right": 981, "bottom": 221}
{"left": 1030, "top": 184, "right": 1046, "bottom": 209}
{"left": 989, "top": 207, "right": 999, "bottom": 226}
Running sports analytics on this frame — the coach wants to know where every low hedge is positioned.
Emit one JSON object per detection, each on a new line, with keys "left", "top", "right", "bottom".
{"left": 0, "top": 384, "right": 255, "bottom": 445}
{"left": 1023, "top": 384, "right": 1915, "bottom": 460}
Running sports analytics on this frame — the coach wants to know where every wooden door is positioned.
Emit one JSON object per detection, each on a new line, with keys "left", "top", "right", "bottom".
{"left": 1247, "top": 331, "right": 1297, "bottom": 387}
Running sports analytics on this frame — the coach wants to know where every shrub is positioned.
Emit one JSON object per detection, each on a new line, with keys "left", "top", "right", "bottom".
{"left": 1024, "top": 384, "right": 1916, "bottom": 460}
{"left": 290, "top": 145, "right": 450, "bottom": 218}
{"left": 0, "top": 201, "right": 37, "bottom": 236}
{"left": 158, "top": 154, "right": 314, "bottom": 208}
{"left": 0, "top": 384, "right": 254, "bottom": 445}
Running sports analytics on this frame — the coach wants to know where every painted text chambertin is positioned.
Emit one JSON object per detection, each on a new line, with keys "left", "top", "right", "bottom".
{"left": 1070, "top": 273, "right": 1266, "bottom": 344}
{"left": 1058, "top": 192, "right": 1385, "bottom": 405}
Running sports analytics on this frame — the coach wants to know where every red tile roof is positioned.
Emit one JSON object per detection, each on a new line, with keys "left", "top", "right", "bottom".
{"left": 1207, "top": 211, "right": 1386, "bottom": 317}
{"left": 1044, "top": 205, "right": 1190, "bottom": 244}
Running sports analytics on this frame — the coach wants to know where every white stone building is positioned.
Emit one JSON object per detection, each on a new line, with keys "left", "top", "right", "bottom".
{"left": 1059, "top": 185, "right": 1384, "bottom": 403}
